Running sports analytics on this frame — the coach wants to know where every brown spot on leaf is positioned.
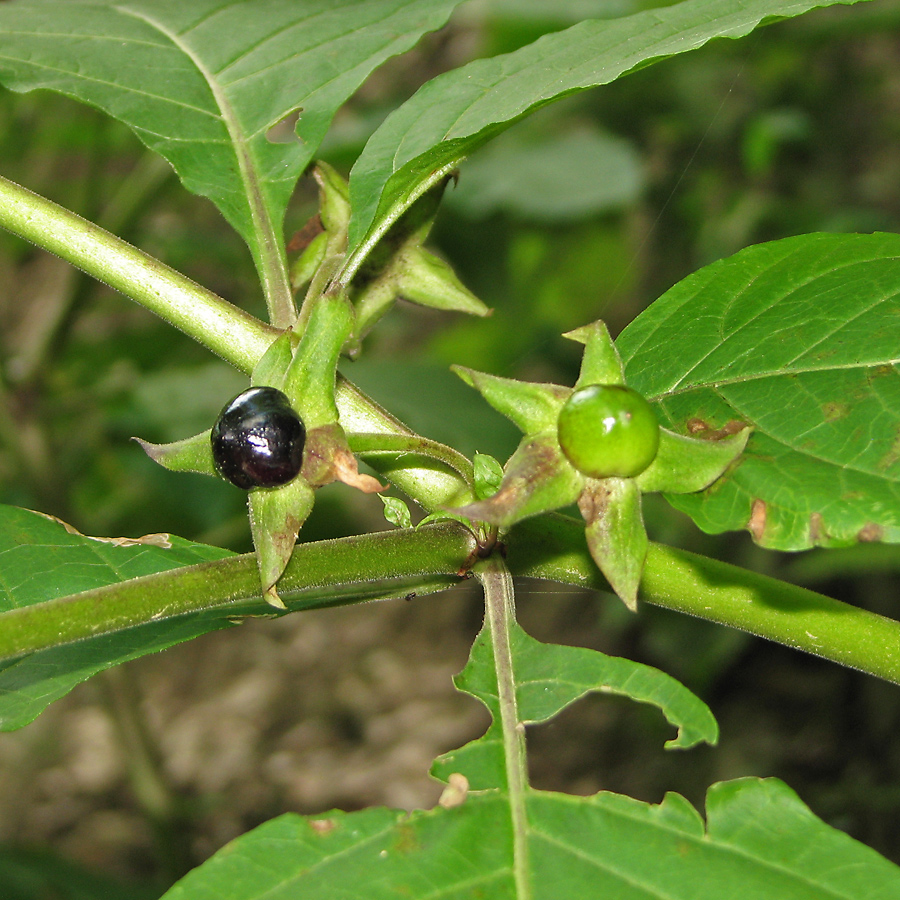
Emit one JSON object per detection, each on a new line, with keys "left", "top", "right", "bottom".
{"left": 857, "top": 522, "right": 883, "bottom": 542}
{"left": 308, "top": 818, "right": 336, "bottom": 835}
{"left": 809, "top": 512, "right": 823, "bottom": 544}
{"left": 393, "top": 822, "right": 419, "bottom": 855}
{"left": 748, "top": 499, "right": 767, "bottom": 542}
{"left": 703, "top": 420, "right": 747, "bottom": 441}
{"left": 687, "top": 418, "right": 710, "bottom": 434}
{"left": 822, "top": 401, "right": 850, "bottom": 422}
{"left": 867, "top": 364, "right": 895, "bottom": 381}
{"left": 577, "top": 480, "right": 612, "bottom": 525}
{"left": 877, "top": 427, "right": 900, "bottom": 472}
{"left": 685, "top": 418, "right": 747, "bottom": 440}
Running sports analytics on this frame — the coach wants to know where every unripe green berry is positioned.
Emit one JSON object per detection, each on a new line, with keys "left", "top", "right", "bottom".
{"left": 558, "top": 384, "right": 659, "bottom": 478}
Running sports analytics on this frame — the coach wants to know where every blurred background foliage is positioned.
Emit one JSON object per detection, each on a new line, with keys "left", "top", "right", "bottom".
{"left": 2, "top": 0, "right": 900, "bottom": 894}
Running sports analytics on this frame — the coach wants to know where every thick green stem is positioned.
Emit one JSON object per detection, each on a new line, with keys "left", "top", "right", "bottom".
{"left": 508, "top": 515, "right": 900, "bottom": 685}
{"left": 2, "top": 513, "right": 899, "bottom": 689}
{"left": 0, "top": 522, "right": 475, "bottom": 662}
{"left": 0, "top": 175, "right": 277, "bottom": 372}
{"left": 474, "top": 556, "right": 531, "bottom": 900}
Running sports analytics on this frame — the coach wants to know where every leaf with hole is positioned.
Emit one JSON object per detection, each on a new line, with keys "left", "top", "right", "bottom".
{"left": 0, "top": 0, "right": 462, "bottom": 301}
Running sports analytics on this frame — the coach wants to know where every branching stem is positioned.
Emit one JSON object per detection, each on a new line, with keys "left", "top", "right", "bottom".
{"left": 0, "top": 175, "right": 278, "bottom": 372}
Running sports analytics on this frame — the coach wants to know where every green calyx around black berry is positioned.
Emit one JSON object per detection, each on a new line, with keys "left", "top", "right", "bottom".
{"left": 557, "top": 384, "right": 660, "bottom": 479}
{"left": 211, "top": 386, "right": 306, "bottom": 490}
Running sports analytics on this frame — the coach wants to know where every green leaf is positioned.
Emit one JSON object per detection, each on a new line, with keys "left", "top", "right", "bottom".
{"left": 635, "top": 426, "right": 751, "bottom": 494}
{"left": 159, "top": 778, "right": 900, "bottom": 899}
{"left": 0, "top": 505, "right": 233, "bottom": 730}
{"left": 579, "top": 476, "right": 647, "bottom": 612}
{"left": 0, "top": 0, "right": 462, "bottom": 311}
{"left": 346, "top": 0, "right": 872, "bottom": 259}
{"left": 251, "top": 331, "right": 294, "bottom": 391}
{"left": 619, "top": 232, "right": 900, "bottom": 550}
{"left": 473, "top": 452, "right": 504, "bottom": 500}
{"left": 286, "top": 294, "right": 354, "bottom": 428}
{"left": 248, "top": 476, "right": 316, "bottom": 605}
{"left": 134, "top": 429, "right": 217, "bottom": 478}
{"left": 565, "top": 319, "right": 625, "bottom": 388}
{"left": 452, "top": 366, "right": 568, "bottom": 435}
{"left": 433, "top": 619, "right": 717, "bottom": 791}
{"left": 379, "top": 494, "right": 413, "bottom": 529}
{"left": 0, "top": 507, "right": 231, "bottom": 613}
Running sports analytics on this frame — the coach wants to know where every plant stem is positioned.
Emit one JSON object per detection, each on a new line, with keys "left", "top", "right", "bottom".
{"left": 508, "top": 514, "right": 900, "bottom": 685}
{"left": 3, "top": 512, "right": 900, "bottom": 689}
{"left": 0, "top": 522, "right": 476, "bottom": 661}
{"left": 0, "top": 175, "right": 277, "bottom": 372}
{"left": 475, "top": 555, "right": 531, "bottom": 900}
{"left": 336, "top": 376, "right": 475, "bottom": 511}
{"left": 348, "top": 432, "right": 474, "bottom": 483}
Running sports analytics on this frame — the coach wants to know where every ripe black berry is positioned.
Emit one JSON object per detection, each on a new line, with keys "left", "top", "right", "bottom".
{"left": 211, "top": 387, "right": 306, "bottom": 489}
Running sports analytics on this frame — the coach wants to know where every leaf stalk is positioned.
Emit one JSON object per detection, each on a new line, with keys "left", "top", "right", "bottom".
{"left": 475, "top": 555, "right": 532, "bottom": 900}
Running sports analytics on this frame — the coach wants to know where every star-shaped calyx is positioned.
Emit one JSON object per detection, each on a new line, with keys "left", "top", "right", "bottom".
{"left": 450, "top": 320, "right": 751, "bottom": 610}
{"left": 136, "top": 295, "right": 382, "bottom": 609}
{"left": 291, "top": 162, "right": 490, "bottom": 355}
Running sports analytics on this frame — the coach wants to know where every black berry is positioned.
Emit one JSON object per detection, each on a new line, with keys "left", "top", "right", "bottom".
{"left": 211, "top": 387, "right": 306, "bottom": 489}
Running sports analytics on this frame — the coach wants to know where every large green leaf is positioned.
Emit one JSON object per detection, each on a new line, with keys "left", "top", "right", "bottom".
{"left": 0, "top": 505, "right": 234, "bottom": 730}
{"left": 0, "top": 0, "right": 461, "bottom": 304}
{"left": 345, "top": 0, "right": 872, "bottom": 261}
{"left": 432, "top": 619, "right": 718, "bottom": 791}
{"left": 160, "top": 781, "right": 900, "bottom": 898}
{"left": 0, "top": 507, "right": 231, "bottom": 614}
{"left": 159, "top": 564, "right": 900, "bottom": 897}
{"left": 619, "top": 232, "right": 900, "bottom": 550}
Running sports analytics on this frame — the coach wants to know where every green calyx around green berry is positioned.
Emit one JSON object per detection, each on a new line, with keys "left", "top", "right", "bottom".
{"left": 450, "top": 319, "right": 752, "bottom": 610}
{"left": 557, "top": 384, "right": 660, "bottom": 479}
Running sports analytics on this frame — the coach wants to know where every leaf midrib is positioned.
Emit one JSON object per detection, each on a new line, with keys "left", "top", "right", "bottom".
{"left": 653, "top": 357, "right": 900, "bottom": 401}
{"left": 116, "top": 4, "right": 292, "bottom": 323}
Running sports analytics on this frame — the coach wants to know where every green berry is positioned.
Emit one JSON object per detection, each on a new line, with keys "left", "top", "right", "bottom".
{"left": 558, "top": 384, "right": 659, "bottom": 478}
